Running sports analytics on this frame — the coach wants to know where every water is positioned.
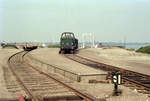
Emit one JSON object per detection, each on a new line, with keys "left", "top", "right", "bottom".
{"left": 79, "top": 42, "right": 150, "bottom": 50}
{"left": 102, "top": 42, "right": 150, "bottom": 50}
{"left": 125, "top": 43, "right": 150, "bottom": 50}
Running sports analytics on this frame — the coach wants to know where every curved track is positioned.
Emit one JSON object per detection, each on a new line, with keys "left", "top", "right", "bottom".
{"left": 7, "top": 51, "right": 99, "bottom": 101}
{"left": 65, "top": 54, "right": 150, "bottom": 95}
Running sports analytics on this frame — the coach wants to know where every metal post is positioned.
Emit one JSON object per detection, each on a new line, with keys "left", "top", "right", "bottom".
{"left": 112, "top": 71, "right": 122, "bottom": 96}
{"left": 114, "top": 83, "right": 118, "bottom": 95}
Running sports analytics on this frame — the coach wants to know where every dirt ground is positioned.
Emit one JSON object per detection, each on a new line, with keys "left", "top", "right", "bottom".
{"left": 29, "top": 48, "right": 106, "bottom": 75}
{"left": 28, "top": 48, "right": 150, "bottom": 101}
{"left": 78, "top": 47, "right": 150, "bottom": 75}
{"left": 0, "top": 48, "right": 23, "bottom": 98}
{"left": 0, "top": 48, "right": 149, "bottom": 100}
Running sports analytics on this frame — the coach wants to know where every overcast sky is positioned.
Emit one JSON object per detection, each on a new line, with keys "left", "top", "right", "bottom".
{"left": 0, "top": 0, "right": 150, "bottom": 43}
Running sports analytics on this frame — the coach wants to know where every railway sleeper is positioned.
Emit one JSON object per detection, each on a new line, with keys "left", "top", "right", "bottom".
{"left": 28, "top": 86, "right": 65, "bottom": 90}
{"left": 125, "top": 83, "right": 150, "bottom": 92}
{"left": 6, "top": 86, "right": 20, "bottom": 89}
{"left": 28, "top": 84, "right": 59, "bottom": 87}
{"left": 139, "top": 81, "right": 150, "bottom": 84}
{"left": 33, "top": 90, "right": 73, "bottom": 95}
{"left": 128, "top": 78, "right": 148, "bottom": 82}
{"left": 123, "top": 75, "right": 142, "bottom": 78}
{"left": 137, "top": 90, "right": 150, "bottom": 94}
{"left": 8, "top": 89, "right": 21, "bottom": 93}
{"left": 29, "top": 87, "right": 67, "bottom": 91}
{"left": 43, "top": 95, "right": 82, "bottom": 101}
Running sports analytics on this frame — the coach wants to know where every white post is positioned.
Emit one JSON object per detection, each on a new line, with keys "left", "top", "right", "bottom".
{"left": 90, "top": 33, "right": 92, "bottom": 48}
{"left": 92, "top": 33, "right": 95, "bottom": 48}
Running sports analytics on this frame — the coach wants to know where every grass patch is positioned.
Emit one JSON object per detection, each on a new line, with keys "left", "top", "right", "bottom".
{"left": 126, "top": 48, "right": 135, "bottom": 51}
{"left": 136, "top": 46, "right": 150, "bottom": 54}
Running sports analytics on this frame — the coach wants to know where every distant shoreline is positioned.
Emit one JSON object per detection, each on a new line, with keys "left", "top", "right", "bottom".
{"left": 78, "top": 42, "right": 150, "bottom": 50}
{"left": 1, "top": 42, "right": 150, "bottom": 50}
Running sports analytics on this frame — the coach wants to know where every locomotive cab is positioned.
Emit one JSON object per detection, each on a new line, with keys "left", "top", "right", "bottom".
{"left": 59, "top": 32, "right": 78, "bottom": 54}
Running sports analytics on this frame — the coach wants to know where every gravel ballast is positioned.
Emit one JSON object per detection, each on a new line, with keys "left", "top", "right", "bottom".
{"left": 78, "top": 47, "right": 150, "bottom": 75}
{"left": 27, "top": 48, "right": 150, "bottom": 101}
{"left": 0, "top": 49, "right": 25, "bottom": 99}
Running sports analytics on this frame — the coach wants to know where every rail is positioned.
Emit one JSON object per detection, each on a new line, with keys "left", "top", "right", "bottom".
{"left": 8, "top": 51, "right": 100, "bottom": 101}
{"left": 65, "top": 54, "right": 150, "bottom": 93}
{"left": 23, "top": 52, "right": 99, "bottom": 101}
{"left": 8, "top": 51, "right": 39, "bottom": 101}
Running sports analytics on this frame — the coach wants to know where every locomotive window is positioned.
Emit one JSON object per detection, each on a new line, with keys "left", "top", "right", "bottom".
{"left": 66, "top": 33, "right": 74, "bottom": 38}
{"left": 62, "top": 34, "right": 66, "bottom": 38}
{"left": 62, "top": 33, "right": 74, "bottom": 38}
{"left": 66, "top": 34, "right": 71, "bottom": 38}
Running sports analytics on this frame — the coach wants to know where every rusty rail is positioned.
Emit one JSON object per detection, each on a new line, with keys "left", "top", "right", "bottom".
{"left": 65, "top": 54, "right": 150, "bottom": 92}
{"left": 27, "top": 63, "right": 98, "bottom": 101}
{"left": 8, "top": 51, "right": 39, "bottom": 101}
{"left": 23, "top": 52, "right": 99, "bottom": 101}
{"left": 8, "top": 51, "right": 99, "bottom": 101}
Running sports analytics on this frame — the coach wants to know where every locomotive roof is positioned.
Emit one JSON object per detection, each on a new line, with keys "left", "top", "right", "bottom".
{"left": 62, "top": 32, "right": 74, "bottom": 34}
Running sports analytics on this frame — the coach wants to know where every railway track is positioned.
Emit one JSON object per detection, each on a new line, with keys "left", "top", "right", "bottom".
{"left": 65, "top": 54, "right": 150, "bottom": 95}
{"left": 7, "top": 51, "right": 99, "bottom": 101}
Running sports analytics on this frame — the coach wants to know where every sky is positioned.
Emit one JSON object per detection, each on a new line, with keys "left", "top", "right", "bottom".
{"left": 0, "top": 0, "right": 150, "bottom": 43}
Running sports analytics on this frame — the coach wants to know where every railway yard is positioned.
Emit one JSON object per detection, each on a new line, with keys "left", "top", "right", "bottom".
{"left": 1, "top": 0, "right": 150, "bottom": 101}
{"left": 0, "top": 47, "right": 150, "bottom": 101}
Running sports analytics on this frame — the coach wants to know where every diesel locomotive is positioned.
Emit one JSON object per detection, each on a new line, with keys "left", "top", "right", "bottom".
{"left": 59, "top": 32, "right": 78, "bottom": 54}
